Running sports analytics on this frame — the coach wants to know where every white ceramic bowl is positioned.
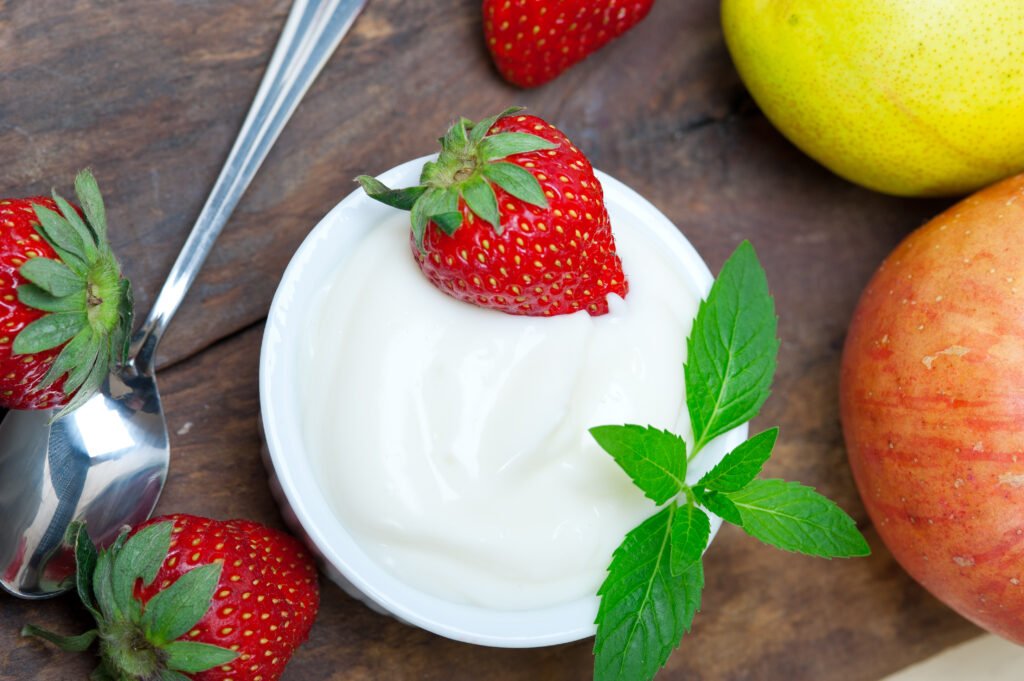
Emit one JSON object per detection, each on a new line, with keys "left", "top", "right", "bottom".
{"left": 259, "top": 156, "right": 747, "bottom": 648}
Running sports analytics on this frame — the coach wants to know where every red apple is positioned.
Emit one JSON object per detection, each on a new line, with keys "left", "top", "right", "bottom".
{"left": 841, "top": 173, "right": 1024, "bottom": 642}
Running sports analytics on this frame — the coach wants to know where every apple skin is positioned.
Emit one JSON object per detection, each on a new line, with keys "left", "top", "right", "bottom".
{"left": 841, "top": 174, "right": 1024, "bottom": 642}
{"left": 722, "top": 0, "right": 1024, "bottom": 197}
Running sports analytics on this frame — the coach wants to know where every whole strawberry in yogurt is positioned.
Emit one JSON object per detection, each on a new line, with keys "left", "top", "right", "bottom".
{"left": 359, "top": 108, "right": 628, "bottom": 316}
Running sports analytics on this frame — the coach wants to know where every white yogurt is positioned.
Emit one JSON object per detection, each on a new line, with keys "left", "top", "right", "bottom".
{"left": 301, "top": 210, "right": 700, "bottom": 610}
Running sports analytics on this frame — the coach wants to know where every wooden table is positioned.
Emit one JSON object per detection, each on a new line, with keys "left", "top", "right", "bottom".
{"left": 0, "top": 1, "right": 983, "bottom": 679}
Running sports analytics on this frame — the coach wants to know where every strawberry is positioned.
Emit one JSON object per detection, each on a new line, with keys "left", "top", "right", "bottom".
{"left": 357, "top": 108, "right": 628, "bottom": 316}
{"left": 0, "top": 170, "right": 132, "bottom": 415}
{"left": 483, "top": 0, "right": 655, "bottom": 88}
{"left": 23, "top": 515, "right": 319, "bottom": 681}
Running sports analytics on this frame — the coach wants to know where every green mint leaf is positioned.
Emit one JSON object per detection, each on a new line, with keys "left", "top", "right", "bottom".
{"left": 482, "top": 162, "right": 549, "bottom": 208}
{"left": 724, "top": 480, "right": 870, "bottom": 558}
{"left": 698, "top": 428, "right": 779, "bottom": 493}
{"left": 589, "top": 425, "right": 687, "bottom": 505}
{"left": 461, "top": 175, "right": 501, "bottom": 232}
{"left": 140, "top": 563, "right": 222, "bottom": 645}
{"left": 594, "top": 505, "right": 704, "bottom": 681}
{"left": 478, "top": 131, "right": 557, "bottom": 161}
{"left": 686, "top": 241, "right": 778, "bottom": 452}
{"left": 111, "top": 522, "right": 174, "bottom": 622}
{"left": 163, "top": 641, "right": 239, "bottom": 673}
{"left": 21, "top": 625, "right": 98, "bottom": 652}
{"left": 670, "top": 504, "right": 710, "bottom": 577}
{"left": 19, "top": 257, "right": 83, "bottom": 297}
{"left": 694, "top": 487, "right": 743, "bottom": 527}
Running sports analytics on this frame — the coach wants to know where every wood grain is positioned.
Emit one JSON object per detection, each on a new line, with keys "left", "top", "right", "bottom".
{"left": 0, "top": 0, "right": 983, "bottom": 679}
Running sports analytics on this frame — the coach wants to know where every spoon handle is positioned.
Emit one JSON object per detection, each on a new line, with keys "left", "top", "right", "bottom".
{"left": 130, "top": 0, "right": 368, "bottom": 374}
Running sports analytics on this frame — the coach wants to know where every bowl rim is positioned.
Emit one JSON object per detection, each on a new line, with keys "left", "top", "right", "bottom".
{"left": 259, "top": 155, "right": 747, "bottom": 648}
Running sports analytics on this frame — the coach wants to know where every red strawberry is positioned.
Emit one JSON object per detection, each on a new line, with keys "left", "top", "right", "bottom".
{"left": 23, "top": 515, "right": 319, "bottom": 681}
{"left": 0, "top": 170, "right": 132, "bottom": 415}
{"left": 484, "top": 0, "right": 655, "bottom": 88}
{"left": 358, "top": 108, "right": 628, "bottom": 316}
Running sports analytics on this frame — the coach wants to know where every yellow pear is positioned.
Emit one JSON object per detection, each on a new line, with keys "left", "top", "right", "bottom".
{"left": 722, "top": 0, "right": 1024, "bottom": 196}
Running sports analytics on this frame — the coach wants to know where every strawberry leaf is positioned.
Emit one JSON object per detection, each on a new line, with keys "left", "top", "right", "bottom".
{"left": 19, "top": 257, "right": 83, "bottom": 297}
{"left": 356, "top": 176, "right": 428, "bottom": 211}
{"left": 91, "top": 663, "right": 118, "bottom": 681}
{"left": 482, "top": 162, "right": 549, "bottom": 208}
{"left": 17, "top": 285, "right": 85, "bottom": 313}
{"left": 13, "top": 311, "right": 86, "bottom": 355}
{"left": 157, "top": 671, "right": 192, "bottom": 681}
{"left": 430, "top": 212, "right": 464, "bottom": 235}
{"left": 39, "top": 326, "right": 95, "bottom": 390}
{"left": 93, "top": 547, "right": 118, "bottom": 621}
{"left": 594, "top": 505, "right": 703, "bottom": 681}
{"left": 52, "top": 191, "right": 98, "bottom": 261}
{"left": 70, "top": 522, "right": 100, "bottom": 618}
{"left": 111, "top": 522, "right": 174, "bottom": 622}
{"left": 418, "top": 187, "right": 462, "bottom": 236}
{"left": 32, "top": 205, "right": 89, "bottom": 275}
{"left": 686, "top": 241, "right": 778, "bottom": 452}
{"left": 723, "top": 480, "right": 871, "bottom": 558}
{"left": 60, "top": 344, "right": 100, "bottom": 398}
{"left": 21, "top": 625, "right": 99, "bottom": 652}
{"left": 442, "top": 117, "right": 471, "bottom": 152}
{"left": 589, "top": 425, "right": 686, "bottom": 505}
{"left": 670, "top": 504, "right": 710, "bottom": 577}
{"left": 141, "top": 563, "right": 222, "bottom": 646}
{"left": 163, "top": 641, "right": 239, "bottom": 673}
{"left": 478, "top": 131, "right": 557, "bottom": 161}
{"left": 698, "top": 428, "right": 779, "bottom": 493}
{"left": 74, "top": 169, "right": 108, "bottom": 247}
{"left": 409, "top": 190, "right": 430, "bottom": 249}
{"left": 468, "top": 107, "right": 523, "bottom": 145}
{"left": 462, "top": 176, "right": 501, "bottom": 232}
{"left": 54, "top": 350, "right": 110, "bottom": 419}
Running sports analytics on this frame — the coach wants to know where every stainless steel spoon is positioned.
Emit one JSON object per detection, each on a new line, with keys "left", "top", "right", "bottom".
{"left": 0, "top": 0, "right": 368, "bottom": 599}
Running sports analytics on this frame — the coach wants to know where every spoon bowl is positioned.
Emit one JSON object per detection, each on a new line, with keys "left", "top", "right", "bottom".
{"left": 0, "top": 366, "right": 166, "bottom": 597}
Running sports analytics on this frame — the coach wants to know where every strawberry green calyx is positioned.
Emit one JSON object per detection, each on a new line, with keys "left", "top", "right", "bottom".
{"left": 22, "top": 521, "right": 237, "bottom": 681}
{"left": 357, "top": 107, "right": 557, "bottom": 249}
{"left": 18, "top": 169, "right": 133, "bottom": 418}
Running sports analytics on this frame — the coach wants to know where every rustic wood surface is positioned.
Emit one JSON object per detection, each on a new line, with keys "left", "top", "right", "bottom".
{"left": 0, "top": 0, "right": 984, "bottom": 679}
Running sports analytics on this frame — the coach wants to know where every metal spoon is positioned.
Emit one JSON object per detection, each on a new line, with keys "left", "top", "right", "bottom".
{"left": 0, "top": 0, "right": 368, "bottom": 599}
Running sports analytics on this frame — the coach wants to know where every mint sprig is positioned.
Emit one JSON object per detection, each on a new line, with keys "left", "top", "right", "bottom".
{"left": 591, "top": 241, "right": 869, "bottom": 681}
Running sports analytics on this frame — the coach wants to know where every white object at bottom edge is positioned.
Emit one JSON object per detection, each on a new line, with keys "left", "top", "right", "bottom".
{"left": 882, "top": 635, "right": 1024, "bottom": 680}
